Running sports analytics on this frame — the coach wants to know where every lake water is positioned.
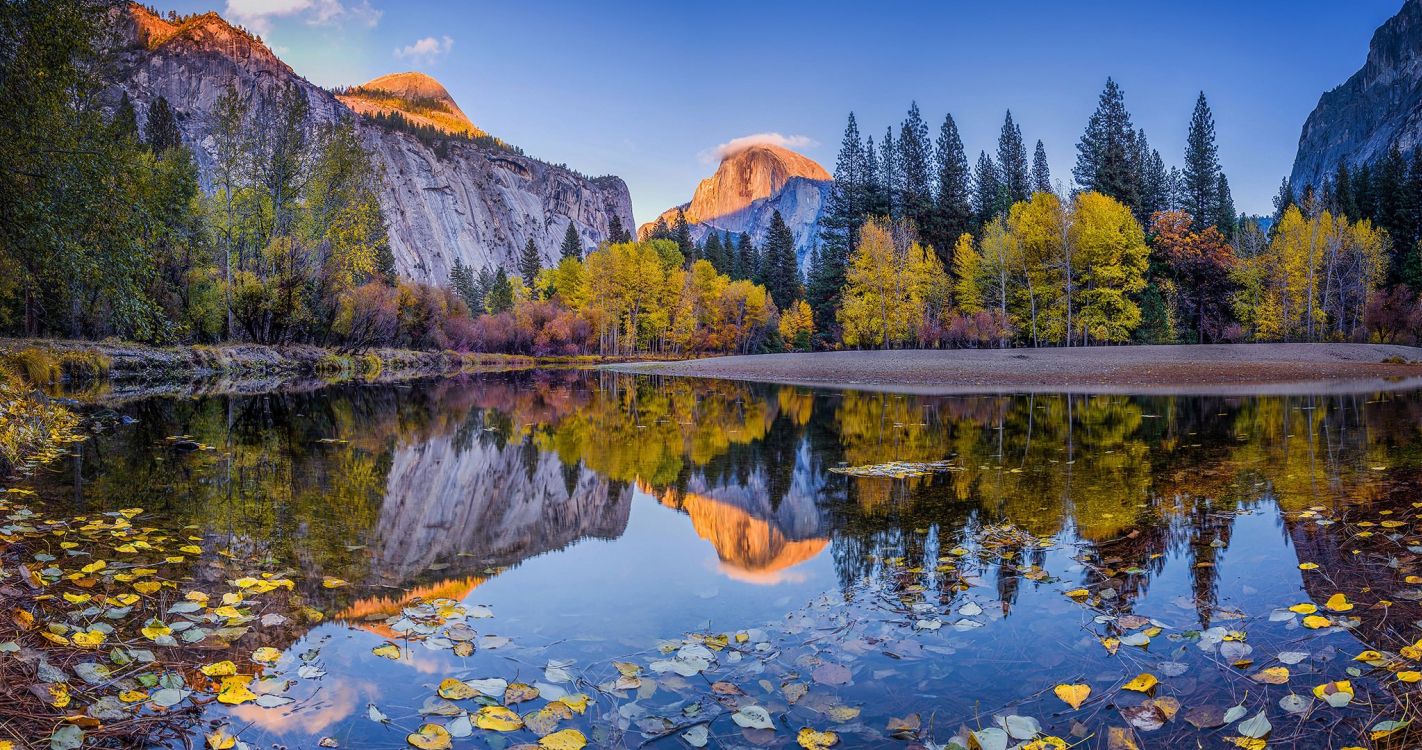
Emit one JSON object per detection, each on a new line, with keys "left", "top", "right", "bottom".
{"left": 18, "top": 371, "right": 1422, "bottom": 749}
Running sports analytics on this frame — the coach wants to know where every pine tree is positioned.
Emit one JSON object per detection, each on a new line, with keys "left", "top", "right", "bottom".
{"left": 145, "top": 96, "right": 182, "bottom": 153}
{"left": 1135, "top": 130, "right": 1169, "bottom": 224}
{"left": 1331, "top": 161, "right": 1356, "bottom": 219}
{"left": 450, "top": 259, "right": 481, "bottom": 312}
{"left": 863, "top": 135, "right": 888, "bottom": 218}
{"left": 997, "top": 111, "right": 1030, "bottom": 206}
{"left": 762, "top": 210, "right": 800, "bottom": 309}
{"left": 1353, "top": 163, "right": 1374, "bottom": 221}
{"left": 1213, "top": 173, "right": 1236, "bottom": 236}
{"left": 560, "top": 222, "right": 582, "bottom": 260}
{"left": 1074, "top": 78, "right": 1138, "bottom": 210}
{"left": 671, "top": 208, "right": 695, "bottom": 262}
{"left": 973, "top": 151, "right": 1001, "bottom": 228}
{"left": 815, "top": 114, "right": 865, "bottom": 332}
{"left": 1376, "top": 143, "right": 1409, "bottom": 278}
{"left": 738, "top": 232, "right": 757, "bottom": 282}
{"left": 931, "top": 113, "right": 973, "bottom": 256}
{"left": 880, "top": 127, "right": 900, "bottom": 218}
{"left": 898, "top": 102, "right": 933, "bottom": 234}
{"left": 486, "top": 268, "right": 514, "bottom": 313}
{"left": 703, "top": 231, "right": 725, "bottom": 274}
{"left": 647, "top": 216, "right": 671, "bottom": 241}
{"left": 1031, "top": 139, "right": 1051, "bottom": 194}
{"left": 607, "top": 214, "right": 631, "bottom": 244}
{"left": 111, "top": 92, "right": 139, "bottom": 143}
{"left": 1270, "top": 178, "right": 1295, "bottom": 228}
{"left": 519, "top": 237, "right": 541, "bottom": 287}
{"left": 1183, "top": 92, "right": 1221, "bottom": 231}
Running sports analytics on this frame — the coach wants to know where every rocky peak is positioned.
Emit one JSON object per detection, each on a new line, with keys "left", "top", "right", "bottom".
{"left": 641, "top": 143, "right": 832, "bottom": 268}
{"left": 1290, "top": 0, "right": 1422, "bottom": 190}
{"left": 123, "top": 3, "right": 290, "bottom": 75}
{"left": 686, "top": 144, "right": 831, "bottom": 225}
{"left": 337, "top": 71, "right": 486, "bottom": 139}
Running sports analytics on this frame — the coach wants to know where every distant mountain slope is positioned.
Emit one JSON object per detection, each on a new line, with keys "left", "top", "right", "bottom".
{"left": 642, "top": 144, "right": 832, "bottom": 267}
{"left": 336, "top": 71, "right": 486, "bottom": 139}
{"left": 108, "top": 3, "right": 633, "bottom": 285}
{"left": 1291, "top": 0, "right": 1422, "bottom": 190}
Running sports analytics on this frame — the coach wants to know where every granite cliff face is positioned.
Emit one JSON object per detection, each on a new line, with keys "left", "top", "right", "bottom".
{"left": 108, "top": 4, "right": 634, "bottom": 285}
{"left": 642, "top": 144, "right": 832, "bottom": 267}
{"left": 1291, "top": 0, "right": 1422, "bottom": 190}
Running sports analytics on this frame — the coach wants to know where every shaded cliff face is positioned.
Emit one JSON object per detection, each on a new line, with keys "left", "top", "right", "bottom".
{"left": 642, "top": 144, "right": 832, "bottom": 267}
{"left": 1291, "top": 0, "right": 1422, "bottom": 189}
{"left": 108, "top": 4, "right": 634, "bottom": 284}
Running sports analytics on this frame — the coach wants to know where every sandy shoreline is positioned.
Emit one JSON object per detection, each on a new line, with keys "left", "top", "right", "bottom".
{"left": 610, "top": 343, "right": 1422, "bottom": 395}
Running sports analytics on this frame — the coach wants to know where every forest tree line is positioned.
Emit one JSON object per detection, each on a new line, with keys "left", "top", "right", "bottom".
{"left": 5, "top": 0, "right": 1421, "bottom": 355}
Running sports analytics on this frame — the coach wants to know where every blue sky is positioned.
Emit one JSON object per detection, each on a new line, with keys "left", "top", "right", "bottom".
{"left": 165, "top": 0, "right": 1404, "bottom": 225}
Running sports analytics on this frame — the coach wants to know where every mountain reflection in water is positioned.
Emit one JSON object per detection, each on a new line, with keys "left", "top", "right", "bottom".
{"left": 22, "top": 371, "right": 1422, "bottom": 748}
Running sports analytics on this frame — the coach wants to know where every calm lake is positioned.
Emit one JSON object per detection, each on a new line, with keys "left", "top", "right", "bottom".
{"left": 18, "top": 371, "right": 1422, "bottom": 749}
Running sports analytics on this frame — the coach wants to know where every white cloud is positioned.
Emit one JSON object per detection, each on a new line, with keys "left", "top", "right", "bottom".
{"left": 394, "top": 35, "right": 454, "bottom": 65}
{"left": 224, "top": 0, "right": 381, "bottom": 36}
{"left": 702, "top": 133, "right": 817, "bottom": 163}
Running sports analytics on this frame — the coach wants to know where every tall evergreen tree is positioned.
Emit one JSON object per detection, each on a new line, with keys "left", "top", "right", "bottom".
{"left": 1330, "top": 161, "right": 1356, "bottom": 219}
{"left": 1135, "top": 130, "right": 1169, "bottom": 223}
{"left": 762, "top": 211, "right": 800, "bottom": 309}
{"left": 997, "top": 111, "right": 1031, "bottom": 206}
{"left": 1353, "top": 162, "right": 1375, "bottom": 221}
{"left": 607, "top": 214, "right": 631, "bottom": 244}
{"left": 1271, "top": 178, "right": 1296, "bottom": 227}
{"left": 450, "top": 259, "right": 481, "bottom": 312}
{"left": 931, "top": 113, "right": 973, "bottom": 255}
{"left": 559, "top": 222, "right": 582, "bottom": 260}
{"left": 898, "top": 102, "right": 933, "bottom": 233}
{"left": 879, "top": 127, "right": 901, "bottom": 218}
{"left": 973, "top": 151, "right": 1001, "bottom": 227}
{"left": 111, "top": 92, "right": 139, "bottom": 143}
{"left": 703, "top": 231, "right": 725, "bottom": 274}
{"left": 1074, "top": 78, "right": 1138, "bottom": 209}
{"left": 863, "top": 135, "right": 888, "bottom": 217}
{"left": 671, "top": 208, "right": 695, "bottom": 262}
{"left": 1376, "top": 143, "right": 1409, "bottom": 278}
{"left": 519, "top": 238, "right": 541, "bottom": 287}
{"left": 804, "top": 244, "right": 837, "bottom": 344}
{"left": 646, "top": 216, "right": 670, "bottom": 241}
{"left": 1183, "top": 92, "right": 1221, "bottom": 231}
{"left": 1213, "top": 173, "right": 1236, "bottom": 236}
{"left": 1031, "top": 139, "right": 1051, "bottom": 194}
{"left": 144, "top": 96, "right": 182, "bottom": 153}
{"left": 737, "top": 232, "right": 757, "bottom": 283}
{"left": 816, "top": 114, "right": 866, "bottom": 327}
{"left": 486, "top": 267, "right": 514, "bottom": 313}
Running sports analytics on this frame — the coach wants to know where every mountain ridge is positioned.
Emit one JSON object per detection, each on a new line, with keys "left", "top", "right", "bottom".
{"left": 1290, "top": 0, "right": 1422, "bottom": 190}
{"left": 111, "top": 2, "right": 633, "bottom": 285}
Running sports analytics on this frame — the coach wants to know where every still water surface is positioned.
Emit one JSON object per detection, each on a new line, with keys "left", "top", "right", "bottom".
{"left": 22, "top": 371, "right": 1422, "bottom": 748}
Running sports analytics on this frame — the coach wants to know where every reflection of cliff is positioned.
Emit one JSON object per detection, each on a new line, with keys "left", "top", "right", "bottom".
{"left": 367, "top": 433, "right": 630, "bottom": 585}
{"left": 649, "top": 439, "right": 831, "bottom": 583}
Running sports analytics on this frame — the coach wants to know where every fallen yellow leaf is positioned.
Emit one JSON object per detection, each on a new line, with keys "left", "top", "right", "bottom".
{"left": 797, "top": 728, "right": 839, "bottom": 750}
{"left": 1123, "top": 673, "right": 1158, "bottom": 693}
{"left": 1054, "top": 683, "right": 1091, "bottom": 710}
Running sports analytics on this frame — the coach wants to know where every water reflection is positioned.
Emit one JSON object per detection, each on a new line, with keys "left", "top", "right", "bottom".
{"left": 23, "top": 372, "right": 1422, "bottom": 747}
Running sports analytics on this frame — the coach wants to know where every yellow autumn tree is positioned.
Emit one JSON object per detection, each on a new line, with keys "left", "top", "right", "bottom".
{"left": 778, "top": 299, "right": 815, "bottom": 350}
{"left": 838, "top": 218, "right": 949, "bottom": 348}
{"left": 951, "top": 233, "right": 983, "bottom": 314}
{"left": 1067, "top": 192, "right": 1148, "bottom": 343}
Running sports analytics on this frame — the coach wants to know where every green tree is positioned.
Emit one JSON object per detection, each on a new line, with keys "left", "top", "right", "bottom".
{"left": 762, "top": 211, "right": 800, "bottom": 309}
{"left": 1183, "top": 92, "right": 1221, "bottom": 232}
{"left": 519, "top": 238, "right": 542, "bottom": 287}
{"left": 144, "top": 96, "right": 182, "bottom": 153}
{"left": 1074, "top": 78, "right": 1138, "bottom": 210}
{"left": 1031, "top": 139, "right": 1052, "bottom": 194}
{"left": 486, "top": 267, "right": 514, "bottom": 313}
{"left": 898, "top": 102, "right": 933, "bottom": 234}
{"left": 997, "top": 111, "right": 1031, "bottom": 206}
{"left": 974, "top": 151, "right": 1001, "bottom": 227}
{"left": 930, "top": 113, "right": 973, "bottom": 260}
{"left": 560, "top": 222, "right": 582, "bottom": 260}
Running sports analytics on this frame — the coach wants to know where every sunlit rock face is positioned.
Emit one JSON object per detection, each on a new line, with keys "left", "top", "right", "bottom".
{"left": 368, "top": 435, "right": 629, "bottom": 585}
{"left": 1291, "top": 0, "right": 1422, "bottom": 189}
{"left": 642, "top": 145, "right": 832, "bottom": 267}
{"left": 336, "top": 72, "right": 484, "bottom": 138}
{"left": 107, "top": 4, "right": 634, "bottom": 285}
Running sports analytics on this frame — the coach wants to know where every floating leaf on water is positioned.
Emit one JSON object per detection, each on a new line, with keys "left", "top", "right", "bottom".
{"left": 1001, "top": 715, "right": 1041, "bottom": 740}
{"left": 371, "top": 643, "right": 401, "bottom": 660}
{"left": 1122, "top": 673, "right": 1158, "bottom": 693}
{"left": 1280, "top": 694, "right": 1311, "bottom": 714}
{"left": 970, "top": 727, "right": 1009, "bottom": 750}
{"left": 539, "top": 729, "right": 587, "bottom": 750}
{"left": 437, "top": 678, "right": 477, "bottom": 700}
{"left": 473, "top": 706, "right": 523, "bottom": 731}
{"left": 1236, "top": 712, "right": 1271, "bottom": 739}
{"left": 1252, "top": 666, "right": 1289, "bottom": 684}
{"left": 682, "top": 725, "right": 709, "bottom": 747}
{"left": 1054, "top": 684, "right": 1090, "bottom": 710}
{"left": 50, "top": 725, "right": 84, "bottom": 750}
{"left": 1370, "top": 720, "right": 1410, "bottom": 741}
{"left": 367, "top": 704, "right": 390, "bottom": 724}
{"left": 811, "top": 663, "right": 851, "bottom": 686}
{"left": 732, "top": 705, "right": 775, "bottom": 730}
{"left": 405, "top": 724, "right": 451, "bottom": 750}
